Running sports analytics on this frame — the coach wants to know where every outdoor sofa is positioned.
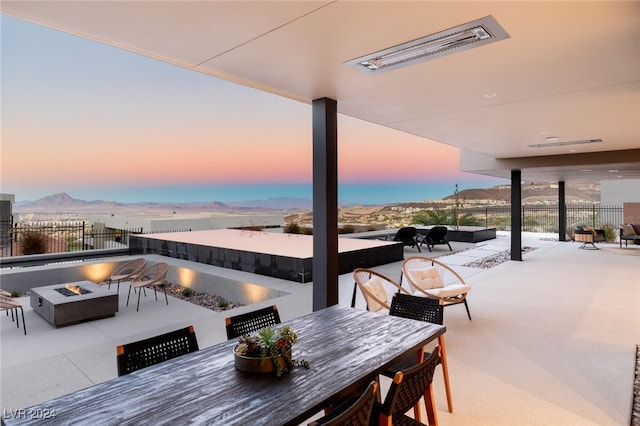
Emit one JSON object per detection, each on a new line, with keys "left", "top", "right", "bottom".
{"left": 619, "top": 224, "right": 640, "bottom": 247}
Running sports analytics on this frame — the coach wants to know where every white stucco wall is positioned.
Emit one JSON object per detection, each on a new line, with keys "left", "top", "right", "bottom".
{"left": 600, "top": 179, "right": 640, "bottom": 205}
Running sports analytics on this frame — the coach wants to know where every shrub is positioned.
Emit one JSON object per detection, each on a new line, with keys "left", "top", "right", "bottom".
{"left": 21, "top": 231, "right": 48, "bottom": 255}
{"left": 10, "top": 291, "right": 20, "bottom": 298}
{"left": 602, "top": 224, "right": 616, "bottom": 242}
{"left": 182, "top": 287, "right": 194, "bottom": 297}
{"left": 218, "top": 298, "right": 229, "bottom": 308}
{"left": 338, "top": 225, "right": 355, "bottom": 234}
{"left": 283, "top": 222, "right": 301, "bottom": 234}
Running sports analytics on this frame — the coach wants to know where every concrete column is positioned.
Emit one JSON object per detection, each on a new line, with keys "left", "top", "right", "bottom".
{"left": 312, "top": 98, "right": 338, "bottom": 310}
{"left": 558, "top": 181, "right": 566, "bottom": 241}
{"left": 511, "top": 170, "right": 522, "bottom": 261}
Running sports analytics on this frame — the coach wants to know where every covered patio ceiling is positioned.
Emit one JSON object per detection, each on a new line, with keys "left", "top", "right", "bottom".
{"left": 3, "top": 1, "right": 639, "bottom": 183}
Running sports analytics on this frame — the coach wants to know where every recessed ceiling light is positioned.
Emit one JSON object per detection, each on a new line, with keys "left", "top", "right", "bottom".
{"left": 483, "top": 93, "right": 497, "bottom": 98}
{"left": 544, "top": 136, "right": 561, "bottom": 142}
{"left": 609, "top": 169, "right": 618, "bottom": 173}
{"left": 528, "top": 139, "right": 603, "bottom": 148}
{"left": 345, "top": 16, "right": 509, "bottom": 73}
{"left": 580, "top": 169, "right": 592, "bottom": 172}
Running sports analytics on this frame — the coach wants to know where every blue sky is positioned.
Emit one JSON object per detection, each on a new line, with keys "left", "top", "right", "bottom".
{"left": 1, "top": 15, "right": 507, "bottom": 205}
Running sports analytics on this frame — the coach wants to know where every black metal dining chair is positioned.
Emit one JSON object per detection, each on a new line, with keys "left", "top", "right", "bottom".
{"left": 225, "top": 305, "right": 281, "bottom": 339}
{"left": 308, "top": 380, "right": 378, "bottom": 426}
{"left": 383, "top": 293, "right": 453, "bottom": 414}
{"left": 116, "top": 325, "right": 199, "bottom": 376}
{"left": 374, "top": 348, "right": 440, "bottom": 425}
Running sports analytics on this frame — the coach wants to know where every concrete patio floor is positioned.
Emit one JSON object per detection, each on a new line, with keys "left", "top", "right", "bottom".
{"left": 1, "top": 232, "right": 638, "bottom": 425}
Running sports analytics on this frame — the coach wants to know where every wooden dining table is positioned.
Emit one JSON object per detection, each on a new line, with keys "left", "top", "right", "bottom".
{"left": 2, "top": 304, "right": 445, "bottom": 426}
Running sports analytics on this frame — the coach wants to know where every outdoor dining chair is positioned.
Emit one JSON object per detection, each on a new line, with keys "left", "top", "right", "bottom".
{"left": 401, "top": 256, "right": 472, "bottom": 320}
{"left": 126, "top": 262, "right": 169, "bottom": 312}
{"left": 384, "top": 293, "right": 453, "bottom": 414}
{"left": 373, "top": 347, "right": 440, "bottom": 426}
{"left": 105, "top": 257, "right": 146, "bottom": 294}
{"left": 308, "top": 380, "right": 378, "bottom": 426}
{"left": 225, "top": 305, "right": 281, "bottom": 339}
{"left": 116, "top": 325, "right": 199, "bottom": 376}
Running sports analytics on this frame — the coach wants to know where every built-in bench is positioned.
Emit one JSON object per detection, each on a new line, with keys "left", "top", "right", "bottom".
{"left": 620, "top": 224, "right": 640, "bottom": 247}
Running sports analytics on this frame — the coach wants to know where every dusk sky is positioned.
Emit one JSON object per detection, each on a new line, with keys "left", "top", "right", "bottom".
{"left": 1, "top": 15, "right": 507, "bottom": 205}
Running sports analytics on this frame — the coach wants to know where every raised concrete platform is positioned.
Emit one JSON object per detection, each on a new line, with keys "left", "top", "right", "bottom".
{"left": 416, "top": 225, "right": 497, "bottom": 243}
{"left": 129, "top": 229, "right": 403, "bottom": 283}
{"left": 30, "top": 281, "right": 118, "bottom": 328}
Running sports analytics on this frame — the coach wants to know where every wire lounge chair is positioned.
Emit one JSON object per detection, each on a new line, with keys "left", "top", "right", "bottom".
{"left": 0, "top": 291, "right": 26, "bottom": 335}
{"left": 352, "top": 268, "right": 412, "bottom": 313}
{"left": 401, "top": 256, "right": 472, "bottom": 320}
{"left": 105, "top": 258, "right": 146, "bottom": 294}
{"left": 126, "top": 262, "right": 170, "bottom": 312}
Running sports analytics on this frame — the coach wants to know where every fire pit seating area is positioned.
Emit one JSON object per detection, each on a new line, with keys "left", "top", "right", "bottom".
{"left": 619, "top": 224, "right": 640, "bottom": 247}
{"left": 0, "top": 256, "right": 289, "bottom": 329}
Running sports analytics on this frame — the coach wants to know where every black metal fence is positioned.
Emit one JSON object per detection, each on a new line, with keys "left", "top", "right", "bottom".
{"left": 0, "top": 204, "right": 625, "bottom": 257}
{"left": 458, "top": 204, "right": 624, "bottom": 233}
{"left": 0, "top": 220, "right": 191, "bottom": 257}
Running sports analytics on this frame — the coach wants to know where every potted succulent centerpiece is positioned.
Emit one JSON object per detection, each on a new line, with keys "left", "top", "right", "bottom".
{"left": 233, "top": 325, "right": 309, "bottom": 377}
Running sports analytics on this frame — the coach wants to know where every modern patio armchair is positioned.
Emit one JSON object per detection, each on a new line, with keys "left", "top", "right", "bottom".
{"left": 574, "top": 225, "right": 605, "bottom": 249}
{"left": 383, "top": 293, "right": 453, "bottom": 413}
{"left": 352, "top": 268, "right": 412, "bottom": 313}
{"left": 420, "top": 226, "right": 452, "bottom": 252}
{"left": 116, "top": 325, "right": 199, "bottom": 376}
{"left": 126, "top": 262, "right": 170, "bottom": 311}
{"left": 225, "top": 305, "right": 282, "bottom": 339}
{"left": 373, "top": 348, "right": 440, "bottom": 426}
{"left": 387, "top": 226, "right": 421, "bottom": 252}
{"left": 401, "top": 256, "right": 472, "bottom": 320}
{"left": 105, "top": 257, "right": 146, "bottom": 294}
{"left": 308, "top": 380, "right": 378, "bottom": 426}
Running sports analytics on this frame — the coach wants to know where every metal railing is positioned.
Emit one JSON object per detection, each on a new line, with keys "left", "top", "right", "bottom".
{"left": 457, "top": 204, "right": 623, "bottom": 233}
{"left": 0, "top": 220, "right": 192, "bottom": 257}
{"left": 0, "top": 204, "right": 625, "bottom": 257}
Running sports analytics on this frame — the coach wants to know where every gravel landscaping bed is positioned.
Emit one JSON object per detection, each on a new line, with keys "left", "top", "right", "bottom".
{"left": 164, "top": 282, "right": 243, "bottom": 312}
{"left": 462, "top": 247, "right": 536, "bottom": 269}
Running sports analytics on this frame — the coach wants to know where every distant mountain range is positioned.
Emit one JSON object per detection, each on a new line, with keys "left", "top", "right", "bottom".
{"left": 12, "top": 183, "right": 600, "bottom": 214}
{"left": 444, "top": 183, "right": 600, "bottom": 204}
{"left": 13, "top": 192, "right": 313, "bottom": 213}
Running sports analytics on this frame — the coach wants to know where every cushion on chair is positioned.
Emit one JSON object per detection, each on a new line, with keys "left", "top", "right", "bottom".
{"left": 407, "top": 267, "right": 445, "bottom": 292}
{"left": 424, "top": 284, "right": 471, "bottom": 298}
{"left": 362, "top": 277, "right": 388, "bottom": 312}
{"left": 621, "top": 224, "right": 636, "bottom": 236}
